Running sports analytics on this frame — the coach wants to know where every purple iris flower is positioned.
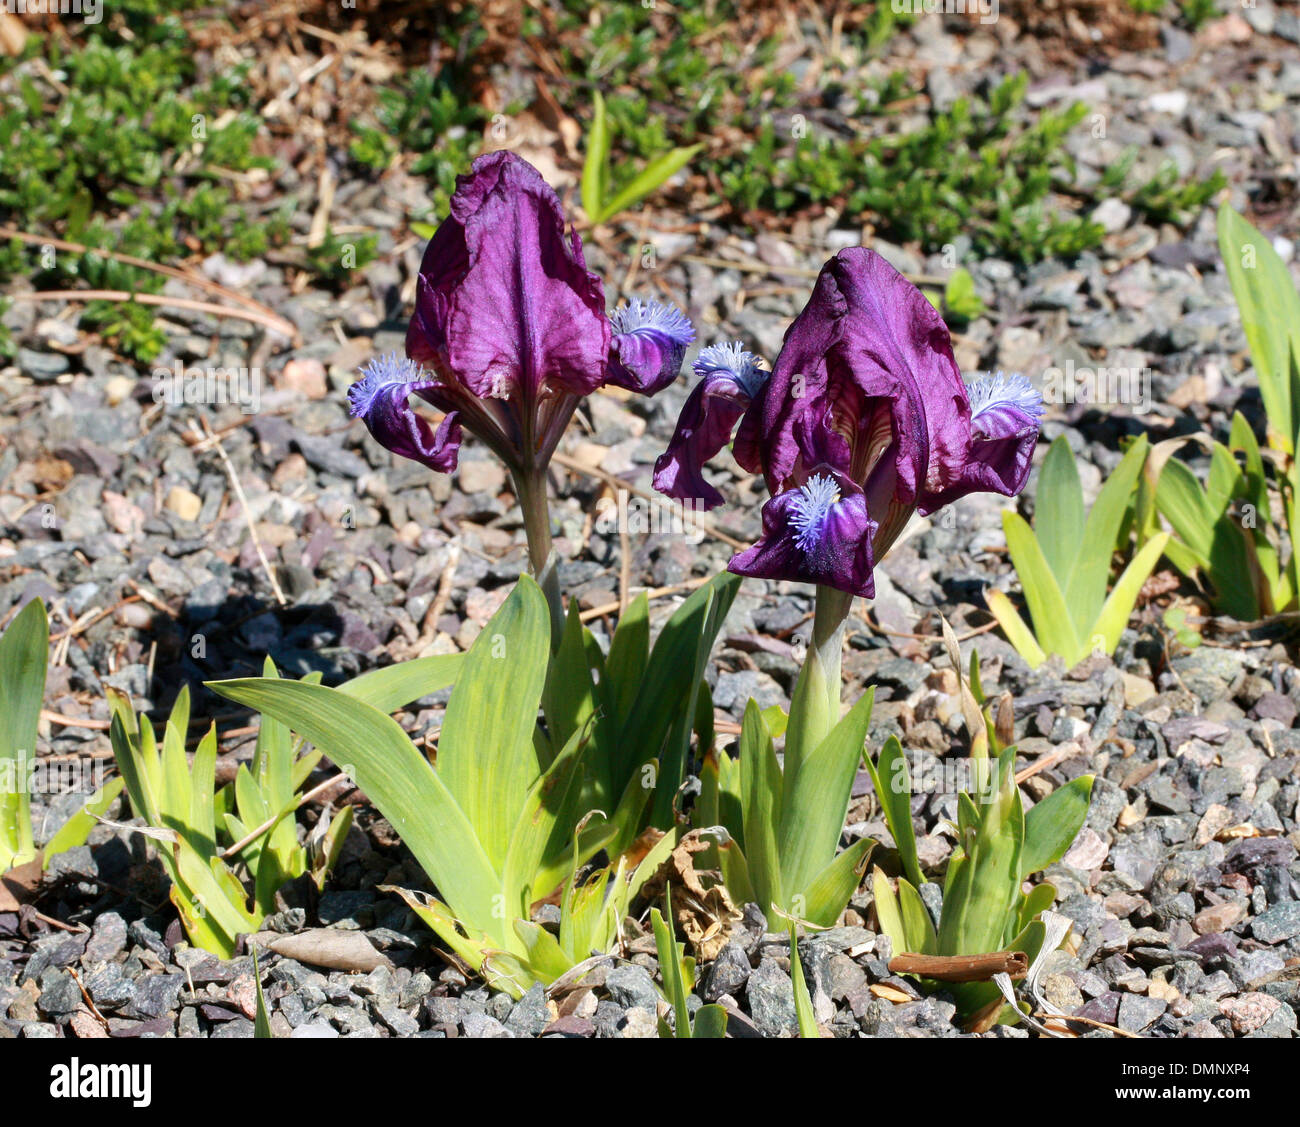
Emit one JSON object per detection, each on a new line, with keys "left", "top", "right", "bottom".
{"left": 656, "top": 247, "right": 1042, "bottom": 598}
{"left": 348, "top": 151, "right": 692, "bottom": 476}
{"left": 651, "top": 341, "right": 769, "bottom": 509}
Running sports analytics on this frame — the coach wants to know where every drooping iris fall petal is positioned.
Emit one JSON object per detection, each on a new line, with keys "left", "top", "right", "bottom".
{"left": 728, "top": 469, "right": 879, "bottom": 597}
{"left": 921, "top": 371, "right": 1043, "bottom": 513}
{"left": 348, "top": 353, "right": 463, "bottom": 473}
{"left": 606, "top": 299, "right": 696, "bottom": 395}
{"left": 652, "top": 342, "right": 769, "bottom": 509}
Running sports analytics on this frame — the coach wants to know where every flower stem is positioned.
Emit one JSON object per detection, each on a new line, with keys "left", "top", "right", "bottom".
{"left": 513, "top": 465, "right": 565, "bottom": 646}
{"left": 784, "top": 584, "right": 853, "bottom": 778}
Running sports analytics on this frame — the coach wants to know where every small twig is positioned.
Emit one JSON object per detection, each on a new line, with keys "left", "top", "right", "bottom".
{"left": 579, "top": 576, "right": 710, "bottom": 623}
{"left": 417, "top": 538, "right": 462, "bottom": 646}
{"left": 219, "top": 773, "right": 350, "bottom": 861}
{"left": 125, "top": 579, "right": 179, "bottom": 618}
{"left": 66, "top": 967, "right": 111, "bottom": 1031}
{"left": 860, "top": 608, "right": 999, "bottom": 645}
{"left": 193, "top": 419, "right": 286, "bottom": 606}
{"left": 40, "top": 710, "right": 110, "bottom": 731}
{"left": 307, "top": 165, "right": 336, "bottom": 250}
{"left": 889, "top": 951, "right": 1027, "bottom": 983}
{"left": 1015, "top": 742, "right": 1087, "bottom": 786}
{"left": 1043, "top": 1011, "right": 1139, "bottom": 1038}
{"left": 0, "top": 226, "right": 293, "bottom": 329}
{"left": 9, "top": 290, "right": 297, "bottom": 340}
{"left": 26, "top": 907, "right": 90, "bottom": 934}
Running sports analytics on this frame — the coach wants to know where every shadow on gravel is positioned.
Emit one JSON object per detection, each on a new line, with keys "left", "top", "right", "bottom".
{"left": 143, "top": 594, "right": 349, "bottom": 726}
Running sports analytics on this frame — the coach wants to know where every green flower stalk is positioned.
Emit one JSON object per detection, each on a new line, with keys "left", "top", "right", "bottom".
{"left": 783, "top": 584, "right": 853, "bottom": 775}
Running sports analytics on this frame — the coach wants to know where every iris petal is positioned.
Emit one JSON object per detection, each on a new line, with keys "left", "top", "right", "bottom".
{"left": 401, "top": 150, "right": 608, "bottom": 472}
{"left": 606, "top": 299, "right": 696, "bottom": 394}
{"left": 348, "top": 352, "right": 462, "bottom": 473}
{"left": 728, "top": 468, "right": 878, "bottom": 597}
{"left": 920, "top": 371, "right": 1043, "bottom": 512}
{"left": 652, "top": 342, "right": 769, "bottom": 509}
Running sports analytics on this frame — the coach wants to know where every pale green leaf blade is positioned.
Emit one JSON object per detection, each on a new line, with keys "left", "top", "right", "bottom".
{"left": 1218, "top": 203, "right": 1300, "bottom": 452}
{"left": 1021, "top": 775, "right": 1094, "bottom": 879}
{"left": 1155, "top": 457, "right": 1215, "bottom": 565}
{"left": 871, "top": 867, "right": 907, "bottom": 957}
{"left": 207, "top": 678, "right": 503, "bottom": 942}
{"left": 0, "top": 599, "right": 47, "bottom": 870}
{"left": 1090, "top": 532, "right": 1170, "bottom": 656}
{"left": 898, "top": 876, "right": 938, "bottom": 955}
{"left": 790, "top": 931, "right": 821, "bottom": 1038}
{"left": 691, "top": 1004, "right": 728, "bottom": 1038}
{"left": 1068, "top": 435, "right": 1149, "bottom": 630}
{"left": 581, "top": 89, "right": 609, "bottom": 222}
{"left": 984, "top": 588, "right": 1048, "bottom": 669}
{"left": 864, "top": 733, "right": 922, "bottom": 888}
{"left": 597, "top": 144, "right": 701, "bottom": 225}
{"left": 739, "top": 699, "right": 783, "bottom": 923}
{"left": 437, "top": 578, "right": 550, "bottom": 868}
{"left": 42, "top": 777, "right": 125, "bottom": 869}
{"left": 779, "top": 688, "right": 874, "bottom": 902}
{"left": 802, "top": 837, "right": 873, "bottom": 927}
{"left": 338, "top": 653, "right": 463, "bottom": 714}
{"left": 1035, "top": 435, "right": 1085, "bottom": 586}
{"left": 1003, "top": 510, "right": 1081, "bottom": 664}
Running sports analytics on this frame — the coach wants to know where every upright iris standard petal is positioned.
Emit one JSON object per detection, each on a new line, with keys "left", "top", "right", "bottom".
{"left": 408, "top": 150, "right": 609, "bottom": 404}
{"left": 606, "top": 299, "right": 696, "bottom": 395}
{"left": 652, "top": 342, "right": 769, "bottom": 509}
{"left": 348, "top": 353, "right": 463, "bottom": 473}
{"left": 729, "top": 469, "right": 879, "bottom": 597}
{"left": 921, "top": 371, "right": 1044, "bottom": 512}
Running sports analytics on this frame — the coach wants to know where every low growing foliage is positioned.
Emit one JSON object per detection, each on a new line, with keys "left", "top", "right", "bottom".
{"left": 0, "top": 599, "right": 48, "bottom": 874}
{"left": 694, "top": 693, "right": 876, "bottom": 932}
{"left": 988, "top": 434, "right": 1169, "bottom": 668}
{"left": 213, "top": 578, "right": 677, "bottom": 997}
{"left": 867, "top": 632, "right": 1093, "bottom": 1024}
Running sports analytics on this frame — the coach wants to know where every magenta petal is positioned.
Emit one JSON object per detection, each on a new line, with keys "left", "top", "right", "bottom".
{"left": 348, "top": 353, "right": 462, "bottom": 473}
{"left": 728, "top": 469, "right": 878, "bottom": 598}
{"left": 406, "top": 151, "right": 609, "bottom": 405}
{"left": 921, "top": 372, "right": 1043, "bottom": 511}
{"left": 606, "top": 299, "right": 695, "bottom": 395}
{"left": 740, "top": 248, "right": 978, "bottom": 512}
{"left": 446, "top": 155, "right": 608, "bottom": 401}
{"left": 653, "top": 343, "right": 768, "bottom": 509}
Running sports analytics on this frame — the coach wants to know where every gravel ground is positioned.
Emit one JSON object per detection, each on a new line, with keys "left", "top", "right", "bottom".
{"left": 2, "top": 14, "right": 1300, "bottom": 1038}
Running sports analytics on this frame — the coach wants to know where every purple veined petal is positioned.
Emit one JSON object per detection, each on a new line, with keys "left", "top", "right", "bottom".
{"left": 919, "top": 370, "right": 1043, "bottom": 512}
{"left": 652, "top": 342, "right": 769, "bottom": 509}
{"left": 407, "top": 151, "right": 609, "bottom": 412}
{"left": 728, "top": 468, "right": 878, "bottom": 598}
{"left": 348, "top": 352, "right": 463, "bottom": 473}
{"left": 445, "top": 154, "right": 609, "bottom": 403}
{"left": 605, "top": 298, "right": 696, "bottom": 395}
